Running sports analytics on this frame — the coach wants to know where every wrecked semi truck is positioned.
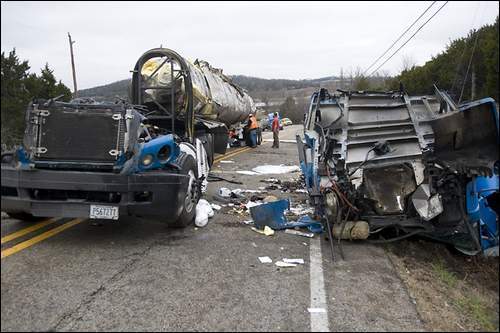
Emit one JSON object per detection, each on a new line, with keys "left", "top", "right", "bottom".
{"left": 297, "top": 86, "right": 499, "bottom": 255}
{"left": 1, "top": 48, "right": 256, "bottom": 226}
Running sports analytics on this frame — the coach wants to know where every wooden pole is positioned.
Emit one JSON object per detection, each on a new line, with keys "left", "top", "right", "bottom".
{"left": 68, "top": 33, "right": 78, "bottom": 98}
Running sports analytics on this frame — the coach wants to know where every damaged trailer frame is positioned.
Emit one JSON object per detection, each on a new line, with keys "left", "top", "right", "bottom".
{"left": 297, "top": 86, "right": 499, "bottom": 255}
{"left": 1, "top": 47, "right": 257, "bottom": 226}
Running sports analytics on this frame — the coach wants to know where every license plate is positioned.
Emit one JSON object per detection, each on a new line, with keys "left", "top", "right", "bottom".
{"left": 89, "top": 205, "right": 119, "bottom": 220}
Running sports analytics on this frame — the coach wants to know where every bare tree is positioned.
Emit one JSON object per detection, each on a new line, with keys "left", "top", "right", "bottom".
{"left": 259, "top": 91, "right": 270, "bottom": 107}
{"left": 340, "top": 67, "right": 344, "bottom": 90}
{"left": 353, "top": 66, "right": 371, "bottom": 91}
{"left": 348, "top": 67, "right": 354, "bottom": 90}
{"left": 400, "top": 54, "right": 416, "bottom": 72}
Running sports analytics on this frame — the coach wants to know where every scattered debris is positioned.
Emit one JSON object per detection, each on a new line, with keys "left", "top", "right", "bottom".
{"left": 218, "top": 187, "right": 261, "bottom": 200}
{"left": 275, "top": 261, "right": 297, "bottom": 268}
{"left": 246, "top": 201, "right": 263, "bottom": 210}
{"left": 332, "top": 221, "right": 370, "bottom": 240}
{"left": 219, "top": 160, "right": 235, "bottom": 164}
{"left": 283, "top": 258, "right": 304, "bottom": 264}
{"left": 219, "top": 187, "right": 232, "bottom": 198}
{"left": 258, "top": 256, "right": 273, "bottom": 263}
{"left": 232, "top": 188, "right": 262, "bottom": 195}
{"left": 289, "top": 205, "right": 314, "bottom": 216}
{"left": 250, "top": 199, "right": 289, "bottom": 229}
{"left": 285, "top": 229, "right": 315, "bottom": 238}
{"left": 250, "top": 194, "right": 265, "bottom": 202}
{"left": 210, "top": 203, "right": 222, "bottom": 211}
{"left": 261, "top": 178, "right": 280, "bottom": 184}
{"left": 250, "top": 199, "right": 321, "bottom": 231}
{"left": 251, "top": 226, "right": 275, "bottom": 236}
{"left": 207, "top": 173, "right": 243, "bottom": 185}
{"left": 243, "top": 220, "right": 254, "bottom": 225}
{"left": 263, "top": 195, "right": 278, "bottom": 203}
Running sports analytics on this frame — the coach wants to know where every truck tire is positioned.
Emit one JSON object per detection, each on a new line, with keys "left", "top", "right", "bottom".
{"left": 6, "top": 212, "right": 44, "bottom": 222}
{"left": 168, "top": 153, "right": 199, "bottom": 228}
{"left": 1, "top": 152, "right": 14, "bottom": 165}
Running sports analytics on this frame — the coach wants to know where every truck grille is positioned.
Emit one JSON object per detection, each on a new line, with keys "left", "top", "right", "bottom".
{"left": 32, "top": 104, "right": 126, "bottom": 163}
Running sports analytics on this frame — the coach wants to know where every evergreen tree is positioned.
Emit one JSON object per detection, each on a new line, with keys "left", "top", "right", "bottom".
{"left": 1, "top": 49, "right": 72, "bottom": 149}
{"left": 391, "top": 16, "right": 498, "bottom": 102}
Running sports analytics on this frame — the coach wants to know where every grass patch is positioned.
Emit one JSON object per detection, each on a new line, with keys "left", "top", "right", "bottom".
{"left": 456, "top": 296, "right": 497, "bottom": 331}
{"left": 431, "top": 260, "right": 458, "bottom": 288}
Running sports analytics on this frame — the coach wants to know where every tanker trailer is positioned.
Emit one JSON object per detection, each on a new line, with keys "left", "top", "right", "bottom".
{"left": 1, "top": 48, "right": 255, "bottom": 227}
{"left": 131, "top": 48, "right": 260, "bottom": 158}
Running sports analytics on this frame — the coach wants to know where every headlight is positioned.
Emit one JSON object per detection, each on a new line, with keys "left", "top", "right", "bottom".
{"left": 157, "top": 145, "right": 171, "bottom": 162}
{"left": 141, "top": 154, "right": 154, "bottom": 166}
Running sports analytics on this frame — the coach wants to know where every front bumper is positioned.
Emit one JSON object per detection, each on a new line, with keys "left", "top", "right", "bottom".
{"left": 1, "top": 166, "right": 189, "bottom": 222}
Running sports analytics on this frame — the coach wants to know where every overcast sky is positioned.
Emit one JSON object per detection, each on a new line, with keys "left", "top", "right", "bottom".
{"left": 1, "top": 1, "right": 498, "bottom": 90}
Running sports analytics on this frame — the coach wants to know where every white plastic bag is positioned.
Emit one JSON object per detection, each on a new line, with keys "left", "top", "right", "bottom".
{"left": 195, "top": 199, "right": 214, "bottom": 227}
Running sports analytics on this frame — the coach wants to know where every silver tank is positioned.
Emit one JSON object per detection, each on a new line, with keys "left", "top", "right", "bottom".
{"left": 141, "top": 56, "right": 255, "bottom": 127}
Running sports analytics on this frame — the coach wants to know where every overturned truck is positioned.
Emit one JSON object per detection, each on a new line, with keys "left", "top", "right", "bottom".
{"left": 1, "top": 48, "right": 256, "bottom": 226}
{"left": 297, "top": 86, "right": 499, "bottom": 255}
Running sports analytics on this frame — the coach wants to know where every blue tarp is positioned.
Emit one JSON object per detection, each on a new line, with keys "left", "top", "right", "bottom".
{"left": 249, "top": 199, "right": 322, "bottom": 233}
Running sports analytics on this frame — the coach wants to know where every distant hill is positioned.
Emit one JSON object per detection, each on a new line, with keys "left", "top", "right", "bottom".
{"left": 230, "top": 75, "right": 339, "bottom": 93}
{"left": 77, "top": 74, "right": 341, "bottom": 102}
{"left": 78, "top": 79, "right": 130, "bottom": 101}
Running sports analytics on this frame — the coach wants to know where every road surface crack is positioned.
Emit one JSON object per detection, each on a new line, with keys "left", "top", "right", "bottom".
{"left": 50, "top": 240, "right": 159, "bottom": 330}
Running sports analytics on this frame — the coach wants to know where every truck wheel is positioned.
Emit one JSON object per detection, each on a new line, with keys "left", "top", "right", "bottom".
{"left": 169, "top": 153, "right": 199, "bottom": 228}
{"left": 6, "top": 212, "right": 44, "bottom": 222}
{"left": 1, "top": 152, "right": 15, "bottom": 166}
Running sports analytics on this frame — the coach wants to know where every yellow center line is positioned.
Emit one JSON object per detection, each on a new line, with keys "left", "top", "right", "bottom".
{"left": 214, "top": 147, "right": 248, "bottom": 163}
{"left": 1, "top": 218, "right": 85, "bottom": 259}
{"left": 214, "top": 147, "right": 252, "bottom": 164}
{"left": 1, "top": 218, "right": 59, "bottom": 245}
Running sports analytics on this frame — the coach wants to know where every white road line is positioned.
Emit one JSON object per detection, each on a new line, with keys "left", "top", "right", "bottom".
{"left": 309, "top": 237, "right": 330, "bottom": 332}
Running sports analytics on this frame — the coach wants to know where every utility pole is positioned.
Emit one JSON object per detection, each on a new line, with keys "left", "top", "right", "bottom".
{"left": 471, "top": 65, "right": 476, "bottom": 100}
{"left": 68, "top": 32, "right": 78, "bottom": 98}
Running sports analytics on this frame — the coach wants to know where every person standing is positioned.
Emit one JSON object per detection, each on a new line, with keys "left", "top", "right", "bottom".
{"left": 272, "top": 112, "right": 280, "bottom": 149}
{"left": 247, "top": 113, "right": 258, "bottom": 148}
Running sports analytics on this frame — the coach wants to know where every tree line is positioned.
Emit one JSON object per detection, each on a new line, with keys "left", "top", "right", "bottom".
{"left": 1, "top": 49, "right": 72, "bottom": 149}
{"left": 389, "top": 16, "right": 499, "bottom": 102}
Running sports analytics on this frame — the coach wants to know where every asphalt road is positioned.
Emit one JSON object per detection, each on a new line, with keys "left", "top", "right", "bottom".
{"left": 1, "top": 125, "right": 423, "bottom": 331}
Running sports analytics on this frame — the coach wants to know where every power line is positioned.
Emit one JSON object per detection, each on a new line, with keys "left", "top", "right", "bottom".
{"left": 458, "top": 27, "right": 481, "bottom": 103}
{"left": 368, "top": 1, "right": 449, "bottom": 77}
{"left": 450, "top": 1, "right": 481, "bottom": 95}
{"left": 363, "top": 1, "right": 437, "bottom": 76}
